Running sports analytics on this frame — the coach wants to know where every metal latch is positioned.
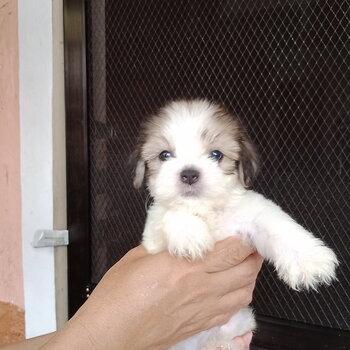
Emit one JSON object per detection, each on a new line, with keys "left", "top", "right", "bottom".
{"left": 32, "top": 230, "right": 69, "bottom": 248}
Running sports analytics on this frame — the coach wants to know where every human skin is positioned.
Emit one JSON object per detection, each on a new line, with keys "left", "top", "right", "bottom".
{"left": 2, "top": 237, "right": 262, "bottom": 350}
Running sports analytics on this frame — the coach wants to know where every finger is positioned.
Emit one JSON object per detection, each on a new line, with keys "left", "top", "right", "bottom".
{"left": 205, "top": 308, "right": 252, "bottom": 331}
{"left": 207, "top": 252, "right": 263, "bottom": 296}
{"left": 216, "top": 282, "right": 256, "bottom": 315}
{"left": 201, "top": 237, "right": 256, "bottom": 273}
{"left": 234, "top": 331, "right": 253, "bottom": 348}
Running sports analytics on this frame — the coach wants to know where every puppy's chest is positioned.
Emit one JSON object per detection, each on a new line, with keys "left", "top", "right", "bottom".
{"left": 186, "top": 205, "right": 256, "bottom": 242}
{"left": 214, "top": 209, "right": 258, "bottom": 242}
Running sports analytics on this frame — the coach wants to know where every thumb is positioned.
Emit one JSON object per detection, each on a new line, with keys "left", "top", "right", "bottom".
{"left": 234, "top": 331, "right": 253, "bottom": 349}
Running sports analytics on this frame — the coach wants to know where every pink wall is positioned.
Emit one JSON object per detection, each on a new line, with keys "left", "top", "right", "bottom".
{"left": 0, "top": 0, "right": 24, "bottom": 310}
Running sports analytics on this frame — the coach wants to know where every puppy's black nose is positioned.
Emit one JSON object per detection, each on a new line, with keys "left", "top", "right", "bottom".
{"left": 180, "top": 169, "right": 200, "bottom": 185}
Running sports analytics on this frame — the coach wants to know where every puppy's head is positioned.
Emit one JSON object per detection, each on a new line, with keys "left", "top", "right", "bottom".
{"left": 132, "top": 100, "right": 258, "bottom": 203}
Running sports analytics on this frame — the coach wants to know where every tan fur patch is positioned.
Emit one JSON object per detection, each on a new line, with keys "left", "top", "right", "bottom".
{"left": 134, "top": 100, "right": 258, "bottom": 188}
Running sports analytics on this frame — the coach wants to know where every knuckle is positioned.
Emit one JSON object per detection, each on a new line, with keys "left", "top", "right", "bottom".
{"left": 225, "top": 247, "right": 246, "bottom": 266}
{"left": 211, "top": 313, "right": 232, "bottom": 328}
{"left": 242, "top": 254, "right": 262, "bottom": 282}
{"left": 243, "top": 265, "right": 256, "bottom": 282}
{"left": 243, "top": 285, "right": 255, "bottom": 305}
{"left": 236, "top": 285, "right": 254, "bottom": 307}
{"left": 252, "top": 252, "right": 264, "bottom": 271}
{"left": 245, "top": 293, "right": 253, "bottom": 305}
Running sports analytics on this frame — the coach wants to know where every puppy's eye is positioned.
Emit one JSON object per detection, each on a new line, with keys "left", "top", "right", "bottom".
{"left": 159, "top": 150, "right": 172, "bottom": 161}
{"left": 209, "top": 150, "right": 223, "bottom": 161}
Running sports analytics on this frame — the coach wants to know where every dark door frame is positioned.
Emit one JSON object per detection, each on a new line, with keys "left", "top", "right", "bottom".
{"left": 63, "top": 0, "right": 350, "bottom": 348}
{"left": 63, "top": 0, "right": 91, "bottom": 317}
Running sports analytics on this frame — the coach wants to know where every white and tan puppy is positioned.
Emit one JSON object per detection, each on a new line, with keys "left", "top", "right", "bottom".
{"left": 132, "top": 99, "right": 338, "bottom": 350}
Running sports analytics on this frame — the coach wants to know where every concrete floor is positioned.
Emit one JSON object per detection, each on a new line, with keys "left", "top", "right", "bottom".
{"left": 0, "top": 301, "right": 25, "bottom": 346}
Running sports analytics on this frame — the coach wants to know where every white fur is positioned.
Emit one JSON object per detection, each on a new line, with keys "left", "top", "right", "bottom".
{"left": 135, "top": 100, "right": 338, "bottom": 350}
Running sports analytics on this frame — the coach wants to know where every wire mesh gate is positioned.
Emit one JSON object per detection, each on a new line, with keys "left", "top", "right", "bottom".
{"left": 66, "top": 0, "right": 350, "bottom": 348}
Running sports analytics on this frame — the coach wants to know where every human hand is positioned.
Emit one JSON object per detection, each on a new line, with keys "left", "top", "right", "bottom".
{"left": 234, "top": 331, "right": 253, "bottom": 350}
{"left": 40, "top": 237, "right": 263, "bottom": 350}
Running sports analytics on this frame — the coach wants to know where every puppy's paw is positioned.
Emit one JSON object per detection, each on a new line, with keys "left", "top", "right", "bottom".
{"left": 277, "top": 241, "right": 338, "bottom": 290}
{"left": 163, "top": 211, "right": 214, "bottom": 259}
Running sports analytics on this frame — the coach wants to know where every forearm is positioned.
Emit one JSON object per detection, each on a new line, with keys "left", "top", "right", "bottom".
{"left": 37, "top": 318, "right": 98, "bottom": 350}
{"left": 2, "top": 241, "right": 261, "bottom": 350}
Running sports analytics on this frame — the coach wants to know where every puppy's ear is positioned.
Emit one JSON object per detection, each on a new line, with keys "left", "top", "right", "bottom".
{"left": 238, "top": 133, "right": 259, "bottom": 189}
{"left": 129, "top": 150, "right": 146, "bottom": 189}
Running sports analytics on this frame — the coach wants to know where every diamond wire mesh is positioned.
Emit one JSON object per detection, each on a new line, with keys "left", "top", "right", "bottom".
{"left": 86, "top": 0, "right": 350, "bottom": 330}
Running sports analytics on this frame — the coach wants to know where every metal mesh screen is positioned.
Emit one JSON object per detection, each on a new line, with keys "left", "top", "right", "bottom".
{"left": 86, "top": 0, "right": 350, "bottom": 331}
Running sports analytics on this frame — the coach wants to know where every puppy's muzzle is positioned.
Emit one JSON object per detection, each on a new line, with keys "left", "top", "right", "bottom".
{"left": 180, "top": 169, "right": 200, "bottom": 185}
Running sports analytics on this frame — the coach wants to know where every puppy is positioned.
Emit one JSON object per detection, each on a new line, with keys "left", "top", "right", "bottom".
{"left": 132, "top": 99, "right": 338, "bottom": 350}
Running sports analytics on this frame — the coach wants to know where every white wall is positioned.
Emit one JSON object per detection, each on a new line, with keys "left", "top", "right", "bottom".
{"left": 18, "top": 0, "right": 67, "bottom": 338}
